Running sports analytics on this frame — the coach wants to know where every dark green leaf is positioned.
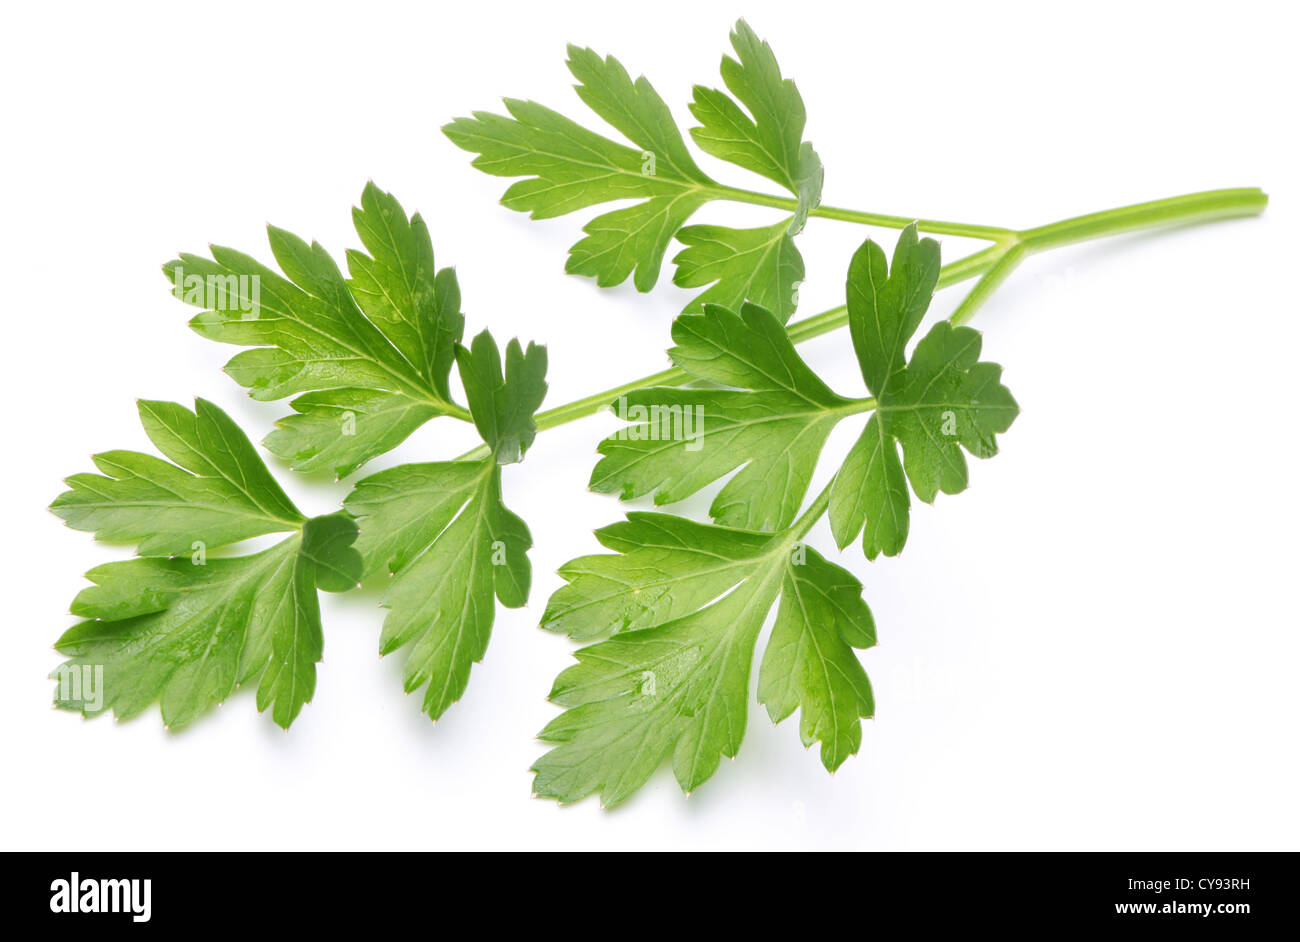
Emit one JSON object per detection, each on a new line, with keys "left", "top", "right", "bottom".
{"left": 832, "top": 230, "right": 1018, "bottom": 557}
{"left": 455, "top": 330, "right": 548, "bottom": 465}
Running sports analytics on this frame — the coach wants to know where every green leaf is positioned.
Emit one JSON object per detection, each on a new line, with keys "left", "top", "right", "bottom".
{"left": 831, "top": 228, "right": 1019, "bottom": 558}
{"left": 542, "top": 513, "right": 769, "bottom": 641}
{"left": 443, "top": 60, "right": 713, "bottom": 293}
{"left": 263, "top": 388, "right": 442, "bottom": 479}
{"left": 689, "top": 19, "right": 823, "bottom": 233}
{"left": 299, "top": 512, "right": 365, "bottom": 593}
{"left": 164, "top": 182, "right": 465, "bottom": 478}
{"left": 344, "top": 459, "right": 531, "bottom": 719}
{"left": 888, "top": 321, "right": 1020, "bottom": 499}
{"left": 671, "top": 220, "right": 804, "bottom": 323}
{"left": 443, "top": 20, "right": 822, "bottom": 316}
{"left": 51, "top": 399, "right": 303, "bottom": 555}
{"left": 757, "top": 547, "right": 875, "bottom": 771}
{"left": 455, "top": 330, "right": 548, "bottom": 465}
{"left": 828, "top": 414, "right": 910, "bottom": 560}
{"left": 845, "top": 223, "right": 942, "bottom": 400}
{"left": 567, "top": 195, "right": 711, "bottom": 292}
{"left": 328, "top": 329, "right": 545, "bottom": 720}
{"left": 590, "top": 302, "right": 865, "bottom": 531}
{"left": 347, "top": 182, "right": 463, "bottom": 398}
{"left": 534, "top": 513, "right": 874, "bottom": 807}
{"left": 51, "top": 400, "right": 362, "bottom": 729}
{"left": 565, "top": 44, "right": 713, "bottom": 186}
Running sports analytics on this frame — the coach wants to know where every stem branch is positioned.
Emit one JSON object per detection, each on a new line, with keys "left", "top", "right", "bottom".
{"left": 495, "top": 187, "right": 1268, "bottom": 448}
{"left": 1017, "top": 187, "right": 1267, "bottom": 251}
{"left": 713, "top": 184, "right": 1017, "bottom": 241}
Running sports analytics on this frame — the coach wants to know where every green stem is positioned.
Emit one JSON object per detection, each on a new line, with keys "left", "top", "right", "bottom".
{"left": 487, "top": 187, "right": 1268, "bottom": 450}
{"left": 948, "top": 187, "right": 1268, "bottom": 326}
{"left": 1017, "top": 187, "right": 1267, "bottom": 250}
{"left": 788, "top": 479, "right": 834, "bottom": 542}
{"left": 523, "top": 247, "right": 1009, "bottom": 436}
{"left": 441, "top": 401, "right": 474, "bottom": 423}
{"left": 534, "top": 367, "right": 683, "bottom": 432}
{"left": 524, "top": 243, "right": 1013, "bottom": 438}
{"left": 713, "top": 184, "right": 1016, "bottom": 241}
{"left": 948, "top": 242, "right": 1030, "bottom": 327}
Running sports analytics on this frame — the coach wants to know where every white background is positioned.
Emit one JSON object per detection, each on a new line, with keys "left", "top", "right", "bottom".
{"left": 2, "top": 0, "right": 1297, "bottom": 850}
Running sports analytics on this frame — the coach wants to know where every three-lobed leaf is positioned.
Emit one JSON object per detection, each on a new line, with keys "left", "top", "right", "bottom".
{"left": 342, "top": 329, "right": 545, "bottom": 719}
{"left": 150, "top": 185, "right": 551, "bottom": 728}
{"left": 345, "top": 460, "right": 531, "bottom": 719}
{"left": 51, "top": 400, "right": 361, "bottom": 729}
{"left": 534, "top": 512, "right": 875, "bottom": 807}
{"left": 541, "top": 225, "right": 1022, "bottom": 805}
{"left": 831, "top": 225, "right": 1020, "bottom": 558}
{"left": 443, "top": 19, "right": 821, "bottom": 319}
{"left": 164, "top": 183, "right": 466, "bottom": 478}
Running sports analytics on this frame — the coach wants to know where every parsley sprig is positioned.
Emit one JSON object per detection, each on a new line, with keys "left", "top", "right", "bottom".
{"left": 50, "top": 19, "right": 1266, "bottom": 808}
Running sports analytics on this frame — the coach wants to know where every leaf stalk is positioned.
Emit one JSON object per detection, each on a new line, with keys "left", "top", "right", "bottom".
{"left": 453, "top": 186, "right": 1267, "bottom": 461}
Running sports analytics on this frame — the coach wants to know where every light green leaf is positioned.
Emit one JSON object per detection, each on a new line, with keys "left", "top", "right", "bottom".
{"left": 542, "top": 513, "right": 768, "bottom": 640}
{"left": 568, "top": 194, "right": 711, "bottom": 292}
{"left": 758, "top": 547, "right": 875, "bottom": 771}
{"left": 888, "top": 321, "right": 1020, "bottom": 501}
{"left": 443, "top": 62, "right": 713, "bottom": 294}
{"left": 263, "top": 388, "right": 440, "bottom": 479}
{"left": 566, "top": 44, "right": 713, "bottom": 185}
{"left": 689, "top": 19, "right": 823, "bottom": 232}
{"left": 534, "top": 513, "right": 875, "bottom": 806}
{"left": 845, "top": 223, "right": 941, "bottom": 399}
{"left": 332, "top": 329, "right": 545, "bottom": 719}
{"left": 590, "top": 302, "right": 865, "bottom": 531}
{"left": 829, "top": 414, "right": 910, "bottom": 560}
{"left": 51, "top": 399, "right": 303, "bottom": 555}
{"left": 54, "top": 525, "right": 352, "bottom": 730}
{"left": 345, "top": 459, "right": 531, "bottom": 719}
{"left": 347, "top": 182, "right": 463, "bottom": 398}
{"left": 536, "top": 579, "right": 772, "bottom": 807}
{"left": 51, "top": 400, "right": 361, "bottom": 729}
{"left": 671, "top": 219, "right": 804, "bottom": 322}
{"left": 443, "top": 20, "right": 821, "bottom": 313}
{"left": 299, "top": 512, "right": 365, "bottom": 593}
{"left": 164, "top": 183, "right": 466, "bottom": 477}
